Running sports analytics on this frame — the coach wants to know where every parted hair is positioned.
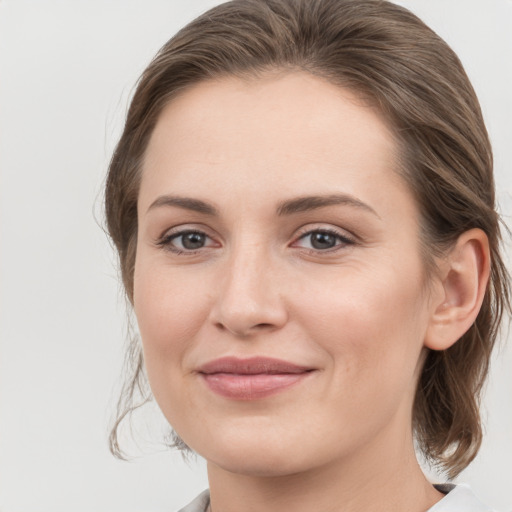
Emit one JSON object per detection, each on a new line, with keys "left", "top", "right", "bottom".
{"left": 105, "top": 0, "right": 510, "bottom": 478}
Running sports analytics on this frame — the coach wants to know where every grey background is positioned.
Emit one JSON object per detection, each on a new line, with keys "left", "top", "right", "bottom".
{"left": 0, "top": 1, "right": 511, "bottom": 511}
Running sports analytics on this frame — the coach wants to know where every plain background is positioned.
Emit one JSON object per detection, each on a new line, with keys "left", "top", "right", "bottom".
{"left": 0, "top": 1, "right": 511, "bottom": 511}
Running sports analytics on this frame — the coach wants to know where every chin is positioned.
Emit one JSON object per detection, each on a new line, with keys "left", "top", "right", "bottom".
{"left": 184, "top": 425, "right": 325, "bottom": 478}
{"left": 208, "top": 448, "right": 310, "bottom": 478}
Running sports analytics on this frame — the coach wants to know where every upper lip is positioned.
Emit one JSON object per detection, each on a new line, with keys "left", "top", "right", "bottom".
{"left": 197, "top": 356, "right": 314, "bottom": 375}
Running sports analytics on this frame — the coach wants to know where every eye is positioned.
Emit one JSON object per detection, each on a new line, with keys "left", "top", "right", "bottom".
{"left": 157, "top": 229, "right": 217, "bottom": 253}
{"left": 293, "top": 228, "right": 355, "bottom": 252}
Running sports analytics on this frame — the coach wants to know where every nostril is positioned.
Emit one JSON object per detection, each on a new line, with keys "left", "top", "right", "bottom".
{"left": 213, "top": 320, "right": 278, "bottom": 337}
{"left": 254, "top": 323, "right": 274, "bottom": 329}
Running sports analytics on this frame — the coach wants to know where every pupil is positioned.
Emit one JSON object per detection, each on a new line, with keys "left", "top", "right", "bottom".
{"left": 311, "top": 232, "right": 336, "bottom": 249}
{"left": 182, "top": 232, "right": 205, "bottom": 249}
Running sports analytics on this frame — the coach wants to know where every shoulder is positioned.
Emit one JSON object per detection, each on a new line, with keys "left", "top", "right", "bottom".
{"left": 428, "top": 483, "right": 498, "bottom": 512}
{"left": 176, "top": 489, "right": 210, "bottom": 512}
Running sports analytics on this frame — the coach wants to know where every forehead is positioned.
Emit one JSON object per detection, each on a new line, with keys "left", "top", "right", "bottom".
{"left": 139, "top": 71, "right": 408, "bottom": 216}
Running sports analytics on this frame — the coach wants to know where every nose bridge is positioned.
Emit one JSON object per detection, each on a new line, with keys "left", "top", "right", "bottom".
{"left": 227, "top": 236, "right": 267, "bottom": 292}
{"left": 211, "top": 233, "right": 287, "bottom": 335}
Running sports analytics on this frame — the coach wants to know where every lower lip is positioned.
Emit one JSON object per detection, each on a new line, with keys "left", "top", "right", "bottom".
{"left": 201, "top": 372, "right": 311, "bottom": 400}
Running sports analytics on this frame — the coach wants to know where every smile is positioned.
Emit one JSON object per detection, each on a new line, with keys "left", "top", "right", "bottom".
{"left": 197, "top": 356, "right": 316, "bottom": 400}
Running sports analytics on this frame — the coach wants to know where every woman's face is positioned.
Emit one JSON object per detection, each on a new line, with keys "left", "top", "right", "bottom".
{"left": 134, "top": 72, "right": 437, "bottom": 476}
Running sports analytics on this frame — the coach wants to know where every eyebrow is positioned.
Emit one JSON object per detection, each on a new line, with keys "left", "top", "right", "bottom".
{"left": 276, "top": 194, "right": 380, "bottom": 218}
{"left": 147, "top": 195, "right": 219, "bottom": 216}
{"left": 146, "top": 193, "right": 379, "bottom": 218}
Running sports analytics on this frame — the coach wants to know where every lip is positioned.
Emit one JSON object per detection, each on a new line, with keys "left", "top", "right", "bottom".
{"left": 197, "top": 356, "right": 315, "bottom": 400}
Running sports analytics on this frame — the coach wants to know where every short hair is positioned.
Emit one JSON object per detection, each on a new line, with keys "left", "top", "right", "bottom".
{"left": 105, "top": 0, "right": 511, "bottom": 478}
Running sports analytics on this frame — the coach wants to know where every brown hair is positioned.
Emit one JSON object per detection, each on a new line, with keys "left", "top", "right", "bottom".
{"left": 105, "top": 0, "right": 511, "bottom": 478}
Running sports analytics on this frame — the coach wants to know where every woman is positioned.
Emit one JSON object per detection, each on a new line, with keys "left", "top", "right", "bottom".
{"left": 104, "top": 0, "right": 511, "bottom": 510}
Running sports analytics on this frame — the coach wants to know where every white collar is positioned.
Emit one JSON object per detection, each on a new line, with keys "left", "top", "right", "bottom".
{"left": 428, "top": 483, "right": 495, "bottom": 512}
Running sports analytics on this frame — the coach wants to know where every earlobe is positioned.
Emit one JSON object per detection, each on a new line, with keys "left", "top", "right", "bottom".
{"left": 424, "top": 228, "right": 490, "bottom": 351}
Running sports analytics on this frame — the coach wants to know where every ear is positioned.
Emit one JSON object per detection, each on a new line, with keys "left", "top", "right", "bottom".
{"left": 424, "top": 228, "right": 490, "bottom": 351}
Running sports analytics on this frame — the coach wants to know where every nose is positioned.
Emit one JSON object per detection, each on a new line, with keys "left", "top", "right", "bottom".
{"left": 209, "top": 242, "right": 288, "bottom": 337}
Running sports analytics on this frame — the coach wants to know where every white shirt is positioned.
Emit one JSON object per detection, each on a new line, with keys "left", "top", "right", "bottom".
{"left": 429, "top": 484, "right": 495, "bottom": 511}
{"left": 177, "top": 484, "right": 496, "bottom": 512}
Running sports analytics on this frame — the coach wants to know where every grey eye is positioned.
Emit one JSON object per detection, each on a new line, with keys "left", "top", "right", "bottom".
{"left": 294, "top": 228, "right": 354, "bottom": 252}
{"left": 178, "top": 232, "right": 207, "bottom": 250}
{"left": 309, "top": 232, "right": 338, "bottom": 250}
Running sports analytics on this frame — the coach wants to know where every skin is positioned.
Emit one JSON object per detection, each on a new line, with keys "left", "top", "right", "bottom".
{"left": 133, "top": 71, "right": 489, "bottom": 512}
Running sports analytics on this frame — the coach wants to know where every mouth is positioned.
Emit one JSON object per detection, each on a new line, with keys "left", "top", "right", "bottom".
{"left": 197, "top": 356, "right": 316, "bottom": 400}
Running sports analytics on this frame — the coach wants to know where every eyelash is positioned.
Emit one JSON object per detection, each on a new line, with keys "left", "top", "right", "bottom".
{"left": 156, "top": 229, "right": 216, "bottom": 255}
{"left": 293, "top": 227, "right": 356, "bottom": 254}
{"left": 156, "top": 227, "right": 356, "bottom": 255}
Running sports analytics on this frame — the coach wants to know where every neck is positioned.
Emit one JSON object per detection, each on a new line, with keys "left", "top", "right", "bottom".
{"left": 206, "top": 423, "right": 444, "bottom": 512}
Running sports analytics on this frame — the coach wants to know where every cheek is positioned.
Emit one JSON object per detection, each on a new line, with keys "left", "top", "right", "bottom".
{"left": 296, "top": 261, "right": 427, "bottom": 388}
{"left": 133, "top": 260, "right": 211, "bottom": 376}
